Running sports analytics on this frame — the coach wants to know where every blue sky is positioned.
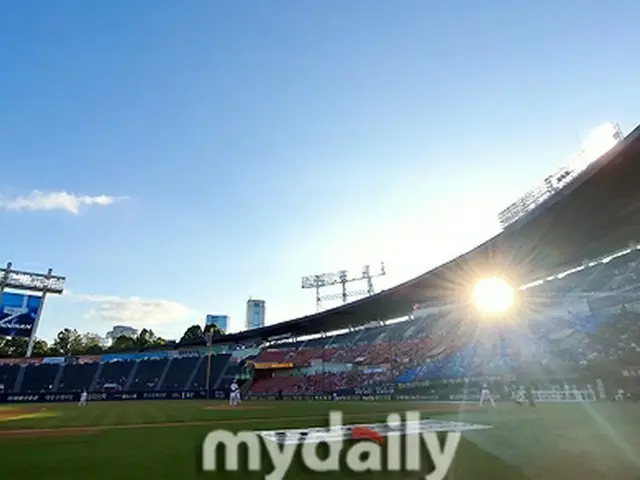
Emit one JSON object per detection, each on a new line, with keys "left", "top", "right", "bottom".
{"left": 1, "top": 1, "right": 639, "bottom": 341}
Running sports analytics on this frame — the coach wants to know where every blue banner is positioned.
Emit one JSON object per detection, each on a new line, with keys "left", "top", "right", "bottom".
{"left": 43, "top": 357, "right": 65, "bottom": 364}
{"left": 99, "top": 351, "right": 169, "bottom": 362}
{"left": 0, "top": 292, "right": 42, "bottom": 338}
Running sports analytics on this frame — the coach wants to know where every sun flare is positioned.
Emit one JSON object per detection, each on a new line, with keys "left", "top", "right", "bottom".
{"left": 471, "top": 277, "right": 515, "bottom": 314}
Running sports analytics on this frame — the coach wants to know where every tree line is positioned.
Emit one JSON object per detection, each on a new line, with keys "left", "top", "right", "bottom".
{"left": 0, "top": 323, "right": 225, "bottom": 358}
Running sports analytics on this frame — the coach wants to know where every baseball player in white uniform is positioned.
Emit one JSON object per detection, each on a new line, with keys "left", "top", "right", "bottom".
{"left": 229, "top": 380, "right": 241, "bottom": 407}
{"left": 78, "top": 390, "right": 88, "bottom": 407}
{"left": 514, "top": 387, "right": 527, "bottom": 405}
{"left": 479, "top": 384, "right": 496, "bottom": 407}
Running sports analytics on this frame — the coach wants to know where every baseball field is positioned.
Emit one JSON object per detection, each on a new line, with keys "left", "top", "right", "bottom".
{"left": 0, "top": 400, "right": 638, "bottom": 479}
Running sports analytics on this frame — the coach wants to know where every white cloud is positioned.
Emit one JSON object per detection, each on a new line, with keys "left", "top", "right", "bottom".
{"left": 69, "top": 292, "right": 196, "bottom": 328}
{"left": 0, "top": 190, "right": 127, "bottom": 214}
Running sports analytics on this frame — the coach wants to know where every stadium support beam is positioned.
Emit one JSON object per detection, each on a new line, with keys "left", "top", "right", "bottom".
{"left": 205, "top": 330, "right": 214, "bottom": 399}
{"left": 0, "top": 262, "right": 12, "bottom": 308}
{"left": 301, "top": 263, "right": 386, "bottom": 311}
{"left": 0, "top": 263, "right": 66, "bottom": 357}
{"left": 25, "top": 268, "right": 53, "bottom": 358}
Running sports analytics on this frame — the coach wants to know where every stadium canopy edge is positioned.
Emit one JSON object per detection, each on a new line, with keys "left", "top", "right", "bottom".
{"left": 218, "top": 122, "right": 640, "bottom": 344}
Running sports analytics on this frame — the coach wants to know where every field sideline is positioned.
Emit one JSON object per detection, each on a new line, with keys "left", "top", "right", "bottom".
{"left": 0, "top": 400, "right": 638, "bottom": 479}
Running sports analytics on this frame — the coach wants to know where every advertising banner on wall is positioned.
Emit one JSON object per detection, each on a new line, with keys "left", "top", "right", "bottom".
{"left": 0, "top": 292, "right": 42, "bottom": 338}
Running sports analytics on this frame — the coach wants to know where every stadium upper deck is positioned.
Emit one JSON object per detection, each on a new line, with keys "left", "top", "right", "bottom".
{"left": 219, "top": 123, "right": 640, "bottom": 342}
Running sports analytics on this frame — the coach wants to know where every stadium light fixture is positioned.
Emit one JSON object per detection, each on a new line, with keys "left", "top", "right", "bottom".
{"left": 471, "top": 277, "right": 514, "bottom": 314}
{"left": 301, "top": 263, "right": 386, "bottom": 311}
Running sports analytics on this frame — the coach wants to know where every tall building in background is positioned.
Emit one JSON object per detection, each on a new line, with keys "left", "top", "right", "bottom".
{"left": 205, "top": 314, "right": 229, "bottom": 333}
{"left": 245, "top": 299, "right": 265, "bottom": 330}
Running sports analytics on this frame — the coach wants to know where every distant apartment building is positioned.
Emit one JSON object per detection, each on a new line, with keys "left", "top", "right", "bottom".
{"left": 245, "top": 299, "right": 265, "bottom": 330}
{"left": 205, "top": 314, "right": 229, "bottom": 333}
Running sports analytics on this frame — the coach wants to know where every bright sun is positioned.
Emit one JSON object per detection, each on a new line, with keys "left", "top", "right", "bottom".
{"left": 471, "top": 277, "right": 515, "bottom": 314}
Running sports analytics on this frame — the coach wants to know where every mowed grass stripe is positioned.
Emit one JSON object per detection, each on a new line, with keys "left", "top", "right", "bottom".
{"left": 0, "top": 410, "right": 458, "bottom": 435}
{"left": 0, "top": 400, "right": 468, "bottom": 431}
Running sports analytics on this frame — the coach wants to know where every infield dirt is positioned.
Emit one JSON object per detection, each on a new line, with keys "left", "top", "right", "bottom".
{"left": 0, "top": 407, "right": 52, "bottom": 422}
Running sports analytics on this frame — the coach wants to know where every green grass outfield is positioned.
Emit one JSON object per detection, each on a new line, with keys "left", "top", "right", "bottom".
{"left": 0, "top": 400, "right": 639, "bottom": 479}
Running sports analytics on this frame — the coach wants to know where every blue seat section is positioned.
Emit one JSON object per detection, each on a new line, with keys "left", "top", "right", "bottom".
{"left": 94, "top": 361, "right": 135, "bottom": 391}
{"left": 58, "top": 362, "right": 99, "bottom": 392}
{"left": 160, "top": 356, "right": 200, "bottom": 391}
{"left": 130, "top": 358, "right": 169, "bottom": 391}
{"left": 20, "top": 363, "right": 59, "bottom": 392}
{"left": 0, "top": 364, "right": 21, "bottom": 392}
{"left": 190, "top": 354, "right": 231, "bottom": 391}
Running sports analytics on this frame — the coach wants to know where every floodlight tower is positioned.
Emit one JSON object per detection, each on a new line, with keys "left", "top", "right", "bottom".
{"left": 301, "top": 262, "right": 386, "bottom": 311}
{"left": 0, "top": 262, "right": 66, "bottom": 357}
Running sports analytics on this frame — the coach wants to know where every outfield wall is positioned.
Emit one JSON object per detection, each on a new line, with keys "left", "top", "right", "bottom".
{"left": 0, "top": 389, "right": 486, "bottom": 404}
{"left": 0, "top": 390, "right": 620, "bottom": 404}
{"left": 0, "top": 390, "right": 209, "bottom": 404}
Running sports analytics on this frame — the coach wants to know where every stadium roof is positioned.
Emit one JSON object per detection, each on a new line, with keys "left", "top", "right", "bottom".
{"left": 219, "top": 123, "right": 640, "bottom": 343}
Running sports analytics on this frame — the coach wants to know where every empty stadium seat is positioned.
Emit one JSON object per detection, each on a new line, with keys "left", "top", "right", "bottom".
{"left": 58, "top": 362, "right": 99, "bottom": 392}
{"left": 20, "top": 364, "right": 59, "bottom": 392}
{"left": 161, "top": 356, "right": 200, "bottom": 390}
{"left": 129, "top": 358, "right": 169, "bottom": 391}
